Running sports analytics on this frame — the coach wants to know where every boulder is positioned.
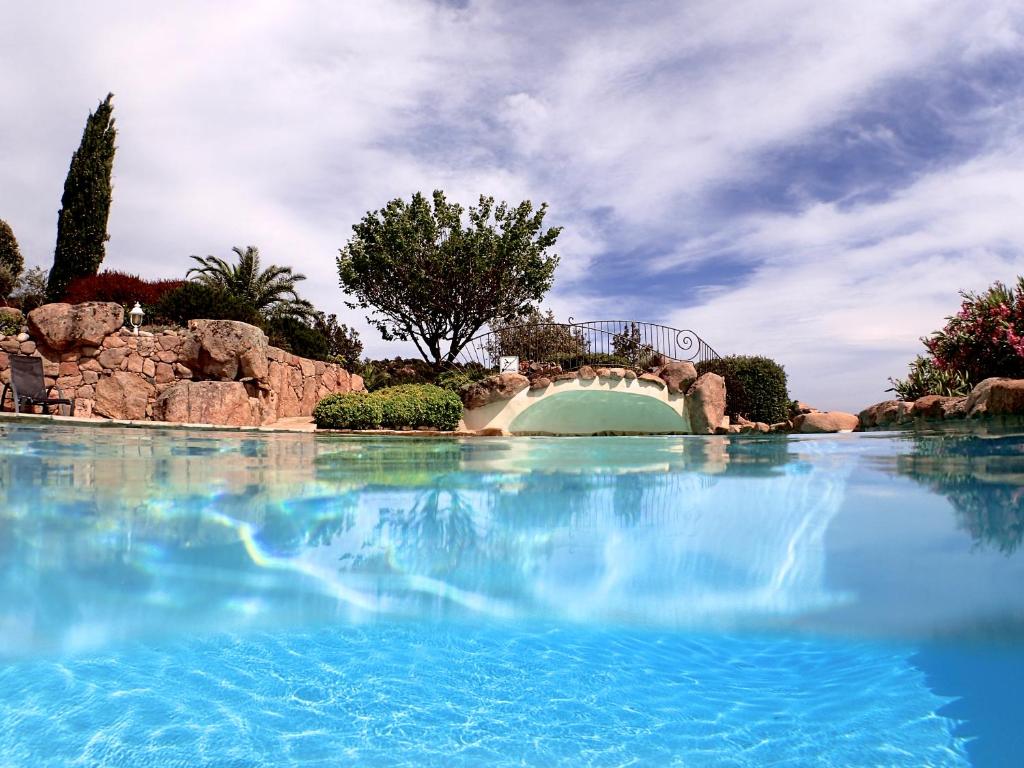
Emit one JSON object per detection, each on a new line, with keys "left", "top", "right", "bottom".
{"left": 93, "top": 372, "right": 155, "bottom": 420}
{"left": 527, "top": 361, "right": 562, "bottom": 379}
{"left": 966, "top": 376, "right": 1015, "bottom": 417}
{"left": 685, "top": 373, "right": 726, "bottom": 434}
{"left": 530, "top": 377, "right": 551, "bottom": 390}
{"left": 912, "top": 395, "right": 963, "bottom": 420}
{"left": 577, "top": 365, "right": 597, "bottom": 381}
{"left": 638, "top": 372, "right": 666, "bottom": 388}
{"left": 966, "top": 377, "right": 1024, "bottom": 417}
{"left": 794, "top": 411, "right": 859, "bottom": 433}
{"left": 623, "top": 370, "right": 637, "bottom": 380}
{"left": 462, "top": 372, "right": 530, "bottom": 409}
{"left": 27, "top": 302, "right": 124, "bottom": 351}
{"left": 789, "top": 401, "right": 817, "bottom": 417}
{"left": 0, "top": 307, "right": 23, "bottom": 322}
{"left": 184, "top": 319, "right": 269, "bottom": 383}
{"left": 858, "top": 399, "right": 912, "bottom": 429}
{"left": 153, "top": 380, "right": 260, "bottom": 426}
{"left": 657, "top": 361, "right": 698, "bottom": 395}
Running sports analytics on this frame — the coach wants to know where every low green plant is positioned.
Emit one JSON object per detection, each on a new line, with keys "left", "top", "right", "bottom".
{"left": 695, "top": 355, "right": 790, "bottom": 424}
{"left": 887, "top": 355, "right": 971, "bottom": 400}
{"left": 0, "top": 310, "right": 22, "bottom": 336}
{"left": 544, "top": 351, "right": 631, "bottom": 369}
{"left": 313, "top": 384, "right": 463, "bottom": 430}
{"left": 435, "top": 367, "right": 489, "bottom": 393}
{"left": 313, "top": 392, "right": 384, "bottom": 430}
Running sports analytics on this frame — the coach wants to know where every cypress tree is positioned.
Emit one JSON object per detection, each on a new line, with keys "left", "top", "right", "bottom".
{"left": 0, "top": 218, "right": 23, "bottom": 301}
{"left": 47, "top": 93, "right": 117, "bottom": 301}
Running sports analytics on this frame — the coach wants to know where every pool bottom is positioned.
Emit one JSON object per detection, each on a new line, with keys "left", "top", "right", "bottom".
{"left": 0, "top": 625, "right": 969, "bottom": 767}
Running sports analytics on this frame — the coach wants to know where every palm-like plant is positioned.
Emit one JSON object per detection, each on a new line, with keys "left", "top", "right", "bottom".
{"left": 186, "top": 245, "right": 313, "bottom": 320}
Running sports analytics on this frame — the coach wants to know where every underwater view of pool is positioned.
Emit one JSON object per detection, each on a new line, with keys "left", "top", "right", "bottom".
{"left": 0, "top": 421, "right": 1022, "bottom": 766}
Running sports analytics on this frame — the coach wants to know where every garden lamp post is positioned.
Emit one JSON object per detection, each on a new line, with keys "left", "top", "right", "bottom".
{"left": 129, "top": 302, "right": 145, "bottom": 335}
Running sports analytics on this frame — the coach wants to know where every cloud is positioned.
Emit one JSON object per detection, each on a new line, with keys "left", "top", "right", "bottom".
{"left": 1, "top": 0, "right": 1024, "bottom": 406}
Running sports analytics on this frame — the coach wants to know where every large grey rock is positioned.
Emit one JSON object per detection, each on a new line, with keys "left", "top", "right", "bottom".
{"left": 462, "top": 372, "right": 530, "bottom": 409}
{"left": 184, "top": 319, "right": 269, "bottom": 383}
{"left": 93, "top": 371, "right": 155, "bottom": 420}
{"left": 657, "top": 361, "right": 698, "bottom": 395}
{"left": 685, "top": 373, "right": 726, "bottom": 434}
{"left": 27, "top": 302, "right": 124, "bottom": 351}
{"left": 153, "top": 380, "right": 260, "bottom": 426}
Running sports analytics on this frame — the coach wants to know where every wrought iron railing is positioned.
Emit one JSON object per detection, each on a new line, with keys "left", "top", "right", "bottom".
{"left": 456, "top": 320, "right": 721, "bottom": 371}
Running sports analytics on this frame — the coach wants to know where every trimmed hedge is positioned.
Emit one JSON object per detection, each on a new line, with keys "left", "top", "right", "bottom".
{"left": 695, "top": 355, "right": 789, "bottom": 424}
{"left": 313, "top": 384, "right": 463, "bottom": 431}
{"left": 155, "top": 282, "right": 263, "bottom": 327}
{"left": 313, "top": 392, "right": 384, "bottom": 430}
{"left": 63, "top": 270, "right": 184, "bottom": 308}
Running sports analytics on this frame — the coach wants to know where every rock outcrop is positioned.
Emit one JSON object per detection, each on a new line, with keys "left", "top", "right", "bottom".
{"left": 793, "top": 411, "right": 859, "bottom": 433}
{"left": 685, "top": 373, "right": 726, "bottom": 434}
{"left": 656, "top": 361, "right": 698, "bottom": 395}
{"left": 0, "top": 302, "right": 361, "bottom": 426}
{"left": 154, "top": 381, "right": 260, "bottom": 426}
{"left": 93, "top": 371, "right": 156, "bottom": 421}
{"left": 27, "top": 302, "right": 124, "bottom": 351}
{"left": 462, "top": 372, "right": 530, "bottom": 409}
{"left": 184, "top": 319, "right": 269, "bottom": 384}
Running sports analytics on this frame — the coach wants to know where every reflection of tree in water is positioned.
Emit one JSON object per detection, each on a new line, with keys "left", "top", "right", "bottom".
{"left": 898, "top": 434, "right": 1024, "bottom": 555}
{"left": 366, "top": 488, "right": 481, "bottom": 576}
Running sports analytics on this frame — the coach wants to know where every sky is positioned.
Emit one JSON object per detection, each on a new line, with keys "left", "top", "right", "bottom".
{"left": 2, "top": 0, "right": 1024, "bottom": 410}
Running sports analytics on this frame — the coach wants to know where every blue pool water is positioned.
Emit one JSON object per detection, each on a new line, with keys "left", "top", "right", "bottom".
{"left": 0, "top": 422, "right": 1022, "bottom": 766}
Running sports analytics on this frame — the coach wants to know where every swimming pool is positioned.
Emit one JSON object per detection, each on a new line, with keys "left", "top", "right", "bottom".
{"left": 0, "top": 422, "right": 1021, "bottom": 766}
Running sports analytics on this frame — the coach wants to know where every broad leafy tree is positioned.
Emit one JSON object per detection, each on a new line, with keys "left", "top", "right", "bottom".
{"left": 187, "top": 245, "right": 313, "bottom": 320}
{"left": 48, "top": 93, "right": 117, "bottom": 301}
{"left": 338, "top": 190, "right": 561, "bottom": 365}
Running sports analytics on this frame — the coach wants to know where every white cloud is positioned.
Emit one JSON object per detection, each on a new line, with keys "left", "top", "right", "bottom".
{"left": 2, "top": 0, "right": 1024, "bottom": 394}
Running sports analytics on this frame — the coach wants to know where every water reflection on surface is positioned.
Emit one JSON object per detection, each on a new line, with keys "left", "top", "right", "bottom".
{"left": 1, "top": 423, "right": 1023, "bottom": 657}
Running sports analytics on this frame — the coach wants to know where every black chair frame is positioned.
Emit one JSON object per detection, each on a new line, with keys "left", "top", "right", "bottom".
{"left": 0, "top": 354, "right": 75, "bottom": 416}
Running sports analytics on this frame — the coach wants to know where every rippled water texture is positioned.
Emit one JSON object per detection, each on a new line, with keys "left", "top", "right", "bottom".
{"left": 1, "top": 422, "right": 1022, "bottom": 765}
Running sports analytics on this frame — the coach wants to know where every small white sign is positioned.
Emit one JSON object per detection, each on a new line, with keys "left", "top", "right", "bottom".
{"left": 499, "top": 356, "right": 520, "bottom": 374}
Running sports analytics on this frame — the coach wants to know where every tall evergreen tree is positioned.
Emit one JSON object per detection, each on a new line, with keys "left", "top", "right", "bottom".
{"left": 47, "top": 93, "right": 117, "bottom": 301}
{"left": 0, "top": 218, "right": 24, "bottom": 300}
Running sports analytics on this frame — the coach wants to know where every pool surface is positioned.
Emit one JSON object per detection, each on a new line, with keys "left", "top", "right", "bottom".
{"left": 0, "top": 422, "right": 1022, "bottom": 765}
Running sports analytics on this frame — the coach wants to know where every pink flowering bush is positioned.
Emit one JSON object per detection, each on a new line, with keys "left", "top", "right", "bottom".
{"left": 890, "top": 277, "right": 1024, "bottom": 399}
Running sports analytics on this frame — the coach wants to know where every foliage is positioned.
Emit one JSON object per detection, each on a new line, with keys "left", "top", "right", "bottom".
{"left": 434, "top": 367, "right": 490, "bottom": 393}
{"left": 154, "top": 281, "right": 263, "bottom": 327}
{"left": 313, "top": 384, "right": 463, "bottom": 430}
{"left": 0, "top": 266, "right": 16, "bottom": 304}
{"left": 484, "top": 307, "right": 587, "bottom": 362}
{"left": 48, "top": 93, "right": 117, "bottom": 302}
{"left": 265, "top": 314, "right": 330, "bottom": 360}
{"left": 187, "top": 245, "right": 313, "bottom": 320}
{"left": 696, "top": 355, "right": 790, "bottom": 424}
{"left": 338, "top": 190, "right": 561, "bottom": 365}
{"left": 311, "top": 312, "right": 362, "bottom": 367}
{"left": 0, "top": 219, "right": 24, "bottom": 296}
{"left": 921, "top": 277, "right": 1024, "bottom": 386}
{"left": 0, "top": 311, "right": 21, "bottom": 336}
{"left": 313, "top": 392, "right": 384, "bottom": 430}
{"left": 546, "top": 351, "right": 631, "bottom": 369}
{"left": 63, "top": 270, "right": 184, "bottom": 309}
{"left": 888, "top": 355, "right": 972, "bottom": 400}
{"left": 352, "top": 357, "right": 435, "bottom": 390}
{"left": 9, "top": 266, "right": 49, "bottom": 312}
{"left": 611, "top": 321, "right": 657, "bottom": 368}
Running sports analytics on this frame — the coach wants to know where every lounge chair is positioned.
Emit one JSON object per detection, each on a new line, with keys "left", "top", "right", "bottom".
{"left": 0, "top": 354, "right": 75, "bottom": 416}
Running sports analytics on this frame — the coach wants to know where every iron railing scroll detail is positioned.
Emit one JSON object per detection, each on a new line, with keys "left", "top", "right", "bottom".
{"left": 456, "top": 320, "right": 722, "bottom": 372}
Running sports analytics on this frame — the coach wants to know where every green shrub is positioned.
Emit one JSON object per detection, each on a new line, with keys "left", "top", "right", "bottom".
{"left": 313, "top": 384, "right": 463, "bottom": 431}
{"left": 313, "top": 392, "right": 383, "bottom": 430}
{"left": 155, "top": 282, "right": 262, "bottom": 326}
{"left": 377, "top": 384, "right": 463, "bottom": 430}
{"left": 265, "top": 315, "right": 330, "bottom": 361}
{"left": 695, "top": 355, "right": 790, "bottom": 424}
{"left": 888, "top": 355, "right": 971, "bottom": 400}
{"left": 543, "top": 351, "right": 631, "bottom": 369}
{"left": 0, "top": 310, "right": 21, "bottom": 336}
{"left": 435, "top": 367, "right": 489, "bottom": 392}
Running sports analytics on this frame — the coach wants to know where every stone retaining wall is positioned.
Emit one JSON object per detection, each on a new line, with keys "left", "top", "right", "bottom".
{"left": 0, "top": 302, "right": 363, "bottom": 426}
